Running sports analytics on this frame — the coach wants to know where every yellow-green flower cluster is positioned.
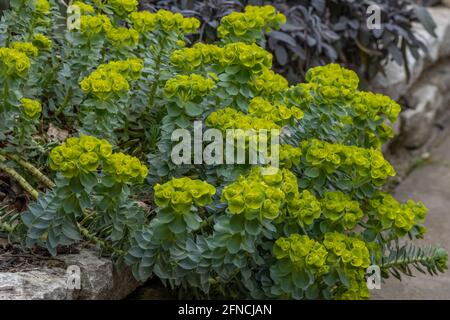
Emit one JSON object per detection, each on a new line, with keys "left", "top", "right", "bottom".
{"left": 251, "top": 69, "right": 288, "bottom": 97}
{"left": 170, "top": 43, "right": 223, "bottom": 71}
{"left": 35, "top": 0, "right": 50, "bottom": 14}
{"left": 287, "top": 65, "right": 399, "bottom": 149}
{"left": 288, "top": 64, "right": 359, "bottom": 105}
{"left": 306, "top": 63, "right": 359, "bottom": 91}
{"left": 80, "top": 58, "right": 143, "bottom": 100}
{"left": 248, "top": 97, "right": 303, "bottom": 126}
{"left": 20, "top": 98, "right": 42, "bottom": 119}
{"left": 176, "top": 40, "right": 186, "bottom": 48}
{"left": 99, "top": 58, "right": 144, "bottom": 80}
{"left": 364, "top": 123, "right": 395, "bottom": 149}
{"left": 323, "top": 232, "right": 371, "bottom": 299}
{"left": 0, "top": 47, "right": 31, "bottom": 78}
{"left": 72, "top": 1, "right": 95, "bottom": 14}
{"left": 79, "top": 14, "right": 112, "bottom": 36}
{"left": 129, "top": 10, "right": 200, "bottom": 34}
{"left": 206, "top": 107, "right": 282, "bottom": 156}
{"left": 10, "top": 42, "right": 39, "bottom": 57}
{"left": 171, "top": 42, "right": 272, "bottom": 73}
{"left": 106, "top": 27, "right": 139, "bottom": 48}
{"left": 206, "top": 107, "right": 280, "bottom": 132}
{"left": 323, "top": 232, "right": 370, "bottom": 268}
{"left": 321, "top": 191, "right": 363, "bottom": 230}
{"left": 49, "top": 135, "right": 113, "bottom": 178}
{"left": 287, "top": 190, "right": 321, "bottom": 225}
{"left": 218, "top": 5, "right": 286, "bottom": 40}
{"left": 273, "top": 232, "right": 372, "bottom": 299}
{"left": 32, "top": 34, "right": 52, "bottom": 50}
{"left": 164, "top": 74, "right": 216, "bottom": 102}
{"left": 221, "top": 167, "right": 298, "bottom": 220}
{"left": 154, "top": 177, "right": 216, "bottom": 214}
{"left": 278, "top": 144, "right": 302, "bottom": 169}
{"left": 273, "top": 234, "right": 329, "bottom": 274}
{"left": 107, "top": 0, "right": 138, "bottom": 16}
{"left": 80, "top": 68, "right": 129, "bottom": 100}
{"left": 179, "top": 17, "right": 200, "bottom": 34}
{"left": 128, "top": 11, "right": 158, "bottom": 33}
{"left": 338, "top": 269, "right": 370, "bottom": 300}
{"left": 300, "top": 139, "right": 396, "bottom": 186}
{"left": 367, "top": 192, "right": 427, "bottom": 235}
{"left": 285, "top": 82, "right": 315, "bottom": 107}
{"left": 220, "top": 42, "right": 272, "bottom": 72}
{"left": 49, "top": 135, "right": 148, "bottom": 183}
{"left": 351, "top": 91, "right": 401, "bottom": 123}
{"left": 103, "top": 152, "right": 149, "bottom": 184}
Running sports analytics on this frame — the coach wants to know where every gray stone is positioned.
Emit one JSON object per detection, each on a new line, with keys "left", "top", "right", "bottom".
{"left": 429, "top": 7, "right": 450, "bottom": 59}
{"left": 422, "top": 59, "right": 450, "bottom": 94}
{"left": 0, "top": 245, "right": 140, "bottom": 300}
{"left": 371, "top": 52, "right": 421, "bottom": 101}
{"left": 401, "top": 84, "right": 443, "bottom": 148}
{"left": 0, "top": 270, "right": 70, "bottom": 300}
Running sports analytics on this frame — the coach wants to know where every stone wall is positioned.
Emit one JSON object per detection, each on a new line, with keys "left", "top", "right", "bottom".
{"left": 0, "top": 245, "right": 140, "bottom": 300}
{"left": 371, "top": 6, "right": 450, "bottom": 179}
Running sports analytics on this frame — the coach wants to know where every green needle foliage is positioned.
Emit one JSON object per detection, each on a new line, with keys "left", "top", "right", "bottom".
{"left": 0, "top": 0, "right": 447, "bottom": 300}
{"left": 381, "top": 242, "right": 448, "bottom": 280}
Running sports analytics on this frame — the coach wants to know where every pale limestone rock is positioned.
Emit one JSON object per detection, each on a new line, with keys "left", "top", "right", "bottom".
{"left": 0, "top": 246, "right": 140, "bottom": 300}
{"left": 401, "top": 84, "right": 443, "bottom": 148}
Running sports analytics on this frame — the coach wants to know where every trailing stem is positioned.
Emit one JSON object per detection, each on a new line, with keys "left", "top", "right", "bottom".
{"left": 0, "top": 150, "right": 55, "bottom": 188}
{"left": 0, "top": 155, "right": 39, "bottom": 199}
{"left": 77, "top": 222, "right": 126, "bottom": 256}
{"left": 147, "top": 37, "right": 167, "bottom": 110}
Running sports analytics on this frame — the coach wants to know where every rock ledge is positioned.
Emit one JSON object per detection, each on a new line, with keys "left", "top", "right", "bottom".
{"left": 0, "top": 245, "right": 140, "bottom": 300}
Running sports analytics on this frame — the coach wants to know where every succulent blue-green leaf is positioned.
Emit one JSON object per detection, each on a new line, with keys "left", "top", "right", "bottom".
{"left": 157, "top": 211, "right": 176, "bottom": 224}
{"left": 178, "top": 258, "right": 197, "bottom": 270}
{"left": 292, "top": 269, "right": 312, "bottom": 289}
{"left": 138, "top": 263, "right": 152, "bottom": 281}
{"left": 337, "top": 268, "right": 350, "bottom": 288}
{"left": 305, "top": 284, "right": 319, "bottom": 299}
{"left": 169, "top": 215, "right": 186, "bottom": 234}
{"left": 245, "top": 219, "right": 261, "bottom": 236}
{"left": 69, "top": 177, "right": 83, "bottom": 194}
{"left": 225, "top": 65, "right": 240, "bottom": 75}
{"left": 183, "top": 212, "right": 201, "bottom": 231}
{"left": 229, "top": 214, "right": 244, "bottom": 234}
{"left": 323, "top": 270, "right": 337, "bottom": 286}
{"left": 79, "top": 172, "right": 98, "bottom": 193}
{"left": 304, "top": 167, "right": 320, "bottom": 178}
{"left": 62, "top": 221, "right": 82, "bottom": 241}
{"left": 227, "top": 234, "right": 241, "bottom": 254}
{"left": 185, "top": 102, "right": 203, "bottom": 117}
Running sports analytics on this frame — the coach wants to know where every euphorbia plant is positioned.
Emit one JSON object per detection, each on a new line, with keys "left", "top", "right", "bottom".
{"left": 0, "top": 0, "right": 447, "bottom": 300}
{"left": 22, "top": 134, "right": 148, "bottom": 256}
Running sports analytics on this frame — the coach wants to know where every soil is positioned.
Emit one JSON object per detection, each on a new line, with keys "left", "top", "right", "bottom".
{"left": 0, "top": 173, "right": 29, "bottom": 213}
{"left": 126, "top": 278, "right": 174, "bottom": 300}
{"left": 0, "top": 239, "right": 79, "bottom": 273}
